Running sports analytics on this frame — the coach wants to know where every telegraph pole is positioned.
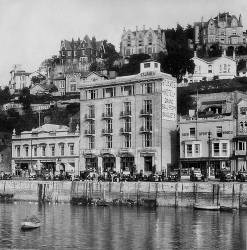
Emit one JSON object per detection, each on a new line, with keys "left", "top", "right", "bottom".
{"left": 208, "top": 131, "right": 212, "bottom": 179}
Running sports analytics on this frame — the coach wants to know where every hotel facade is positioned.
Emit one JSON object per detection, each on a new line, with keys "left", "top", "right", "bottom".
{"left": 78, "top": 60, "right": 177, "bottom": 175}
{"left": 11, "top": 124, "right": 80, "bottom": 175}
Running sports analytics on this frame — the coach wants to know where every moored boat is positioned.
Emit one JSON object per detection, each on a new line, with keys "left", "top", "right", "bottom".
{"left": 193, "top": 204, "right": 220, "bottom": 211}
{"left": 220, "top": 206, "right": 237, "bottom": 212}
{"left": 21, "top": 215, "right": 41, "bottom": 230}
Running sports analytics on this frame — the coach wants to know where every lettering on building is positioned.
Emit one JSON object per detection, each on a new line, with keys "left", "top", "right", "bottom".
{"left": 161, "top": 79, "right": 176, "bottom": 121}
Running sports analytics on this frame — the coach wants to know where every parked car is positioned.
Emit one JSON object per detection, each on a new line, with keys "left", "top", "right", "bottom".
{"left": 190, "top": 169, "right": 204, "bottom": 181}
{"left": 219, "top": 170, "right": 234, "bottom": 182}
{"left": 168, "top": 170, "right": 181, "bottom": 182}
{"left": 29, "top": 173, "right": 37, "bottom": 180}
{"left": 236, "top": 171, "right": 247, "bottom": 182}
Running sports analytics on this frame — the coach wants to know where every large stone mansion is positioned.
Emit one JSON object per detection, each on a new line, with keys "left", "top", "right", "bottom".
{"left": 120, "top": 26, "right": 167, "bottom": 59}
{"left": 194, "top": 12, "right": 247, "bottom": 50}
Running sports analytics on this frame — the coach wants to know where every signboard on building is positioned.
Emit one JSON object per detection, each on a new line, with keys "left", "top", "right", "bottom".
{"left": 161, "top": 79, "right": 177, "bottom": 121}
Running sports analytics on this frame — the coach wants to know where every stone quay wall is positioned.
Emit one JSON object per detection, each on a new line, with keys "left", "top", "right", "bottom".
{"left": 1, "top": 180, "right": 247, "bottom": 208}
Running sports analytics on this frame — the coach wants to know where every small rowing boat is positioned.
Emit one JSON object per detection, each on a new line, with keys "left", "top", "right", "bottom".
{"left": 193, "top": 204, "right": 220, "bottom": 211}
{"left": 21, "top": 215, "right": 41, "bottom": 230}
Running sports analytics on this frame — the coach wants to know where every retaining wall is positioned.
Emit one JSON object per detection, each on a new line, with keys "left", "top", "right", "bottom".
{"left": 1, "top": 180, "right": 247, "bottom": 208}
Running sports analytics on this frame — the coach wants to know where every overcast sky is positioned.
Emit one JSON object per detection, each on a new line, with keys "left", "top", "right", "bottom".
{"left": 0, "top": 0, "right": 247, "bottom": 85}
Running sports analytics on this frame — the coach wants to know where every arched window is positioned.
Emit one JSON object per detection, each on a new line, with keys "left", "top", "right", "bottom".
{"left": 240, "top": 121, "right": 244, "bottom": 128}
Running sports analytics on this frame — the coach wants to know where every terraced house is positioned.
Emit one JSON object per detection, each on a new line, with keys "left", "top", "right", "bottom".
{"left": 79, "top": 60, "right": 177, "bottom": 175}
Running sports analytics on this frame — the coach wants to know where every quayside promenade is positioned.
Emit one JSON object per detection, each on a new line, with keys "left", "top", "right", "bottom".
{"left": 1, "top": 180, "right": 247, "bottom": 208}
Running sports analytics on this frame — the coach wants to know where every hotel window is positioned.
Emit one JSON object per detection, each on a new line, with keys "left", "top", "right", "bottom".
{"left": 222, "top": 143, "right": 228, "bottom": 156}
{"left": 144, "top": 100, "right": 152, "bottom": 113}
{"left": 124, "top": 134, "right": 131, "bottom": 148}
{"left": 186, "top": 144, "right": 193, "bottom": 157}
{"left": 89, "top": 120, "right": 95, "bottom": 133}
{"left": 105, "top": 103, "right": 112, "bottom": 116}
{"left": 208, "top": 65, "right": 212, "bottom": 73}
{"left": 88, "top": 89, "right": 97, "bottom": 100}
{"left": 148, "top": 47, "right": 152, "bottom": 54}
{"left": 50, "top": 145, "right": 55, "bottom": 156}
{"left": 124, "top": 102, "right": 131, "bottom": 115}
{"left": 121, "top": 85, "right": 133, "bottom": 96}
{"left": 216, "top": 126, "right": 222, "bottom": 137}
{"left": 144, "top": 134, "right": 152, "bottom": 147}
{"left": 194, "top": 144, "right": 200, "bottom": 157}
{"left": 213, "top": 143, "right": 220, "bottom": 156}
{"left": 88, "top": 105, "right": 95, "bottom": 118}
{"left": 25, "top": 146, "right": 29, "bottom": 157}
{"left": 89, "top": 136, "right": 95, "bottom": 149}
{"left": 106, "top": 119, "right": 112, "bottom": 133}
{"left": 238, "top": 141, "right": 246, "bottom": 151}
{"left": 16, "top": 146, "right": 20, "bottom": 157}
{"left": 189, "top": 128, "right": 196, "bottom": 137}
{"left": 143, "top": 83, "right": 154, "bottom": 94}
{"left": 125, "top": 117, "right": 131, "bottom": 132}
{"left": 60, "top": 144, "right": 65, "bottom": 156}
{"left": 41, "top": 146, "right": 46, "bottom": 156}
{"left": 69, "top": 144, "right": 74, "bottom": 155}
{"left": 144, "top": 63, "right": 150, "bottom": 68}
{"left": 103, "top": 87, "right": 115, "bottom": 98}
{"left": 144, "top": 117, "right": 152, "bottom": 131}
{"left": 33, "top": 146, "right": 37, "bottom": 157}
{"left": 106, "top": 135, "right": 112, "bottom": 148}
{"left": 68, "top": 51, "right": 72, "bottom": 56}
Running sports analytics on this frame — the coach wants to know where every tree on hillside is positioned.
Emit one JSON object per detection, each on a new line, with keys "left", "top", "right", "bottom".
{"left": 159, "top": 24, "right": 195, "bottom": 82}
{"left": 208, "top": 43, "right": 222, "bottom": 57}
{"left": 237, "top": 59, "right": 247, "bottom": 72}
{"left": 31, "top": 75, "right": 46, "bottom": 84}
{"left": 19, "top": 87, "right": 32, "bottom": 112}
{"left": 0, "top": 86, "right": 11, "bottom": 105}
{"left": 102, "top": 40, "right": 120, "bottom": 70}
{"left": 116, "top": 53, "right": 151, "bottom": 76}
{"left": 157, "top": 51, "right": 194, "bottom": 82}
{"left": 177, "top": 89, "right": 195, "bottom": 115}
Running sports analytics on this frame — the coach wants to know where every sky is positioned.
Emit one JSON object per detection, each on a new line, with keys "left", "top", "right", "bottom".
{"left": 0, "top": 0, "right": 247, "bottom": 85}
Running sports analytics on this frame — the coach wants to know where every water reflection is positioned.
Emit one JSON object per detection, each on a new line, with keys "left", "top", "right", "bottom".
{"left": 0, "top": 202, "right": 246, "bottom": 249}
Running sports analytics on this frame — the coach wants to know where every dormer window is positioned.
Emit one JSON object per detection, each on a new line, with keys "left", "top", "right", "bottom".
{"left": 103, "top": 87, "right": 115, "bottom": 98}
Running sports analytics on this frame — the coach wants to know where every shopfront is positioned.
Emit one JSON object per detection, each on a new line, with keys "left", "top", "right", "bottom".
{"left": 102, "top": 154, "right": 115, "bottom": 172}
{"left": 120, "top": 153, "right": 135, "bottom": 174}
{"left": 85, "top": 154, "right": 98, "bottom": 172}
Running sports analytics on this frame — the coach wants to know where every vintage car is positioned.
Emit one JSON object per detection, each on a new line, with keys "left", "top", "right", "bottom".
{"left": 219, "top": 170, "right": 234, "bottom": 182}
{"left": 236, "top": 172, "right": 247, "bottom": 182}
{"left": 190, "top": 169, "right": 204, "bottom": 181}
{"left": 168, "top": 170, "right": 181, "bottom": 182}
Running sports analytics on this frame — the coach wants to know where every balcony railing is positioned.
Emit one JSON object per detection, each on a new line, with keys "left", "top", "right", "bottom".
{"left": 102, "top": 128, "right": 113, "bottom": 135}
{"left": 84, "top": 129, "right": 95, "bottom": 136}
{"left": 238, "top": 127, "right": 247, "bottom": 135}
{"left": 85, "top": 113, "right": 95, "bottom": 120}
{"left": 120, "top": 110, "right": 132, "bottom": 118}
{"left": 140, "top": 109, "right": 152, "bottom": 116}
{"left": 120, "top": 127, "right": 132, "bottom": 134}
{"left": 234, "top": 150, "right": 247, "bottom": 156}
{"left": 140, "top": 126, "right": 152, "bottom": 133}
{"left": 102, "top": 112, "right": 113, "bottom": 119}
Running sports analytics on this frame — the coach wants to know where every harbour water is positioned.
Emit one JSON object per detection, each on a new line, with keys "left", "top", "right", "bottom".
{"left": 0, "top": 202, "right": 246, "bottom": 249}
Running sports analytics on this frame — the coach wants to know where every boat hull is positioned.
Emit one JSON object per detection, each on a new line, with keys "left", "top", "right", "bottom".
{"left": 21, "top": 222, "right": 41, "bottom": 230}
{"left": 193, "top": 204, "right": 220, "bottom": 211}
